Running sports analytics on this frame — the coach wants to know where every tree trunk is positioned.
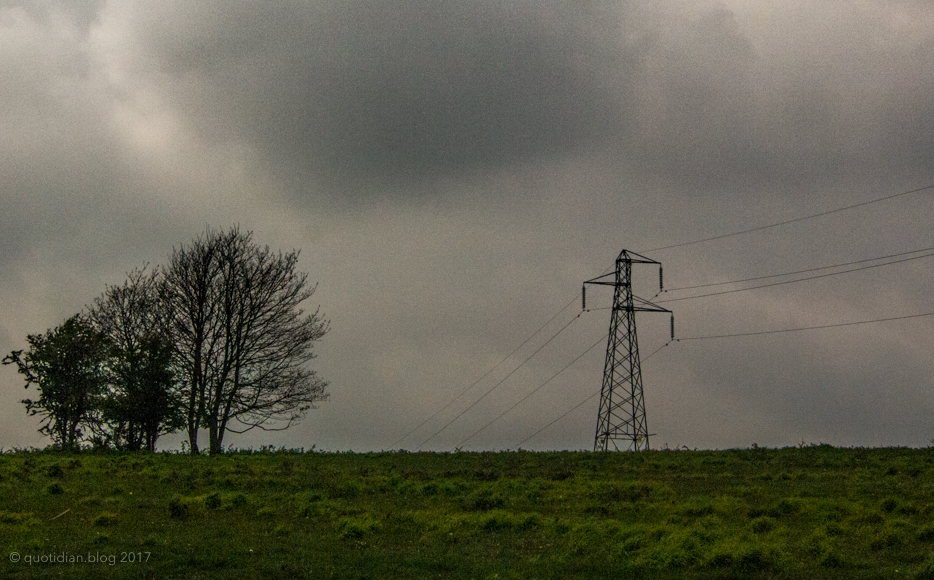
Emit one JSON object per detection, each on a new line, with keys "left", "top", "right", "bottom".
{"left": 209, "top": 423, "right": 223, "bottom": 455}
{"left": 187, "top": 339, "right": 203, "bottom": 454}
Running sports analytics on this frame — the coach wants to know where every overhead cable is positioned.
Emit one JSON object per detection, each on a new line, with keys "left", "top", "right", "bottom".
{"left": 664, "top": 245, "right": 934, "bottom": 292}
{"left": 642, "top": 183, "right": 934, "bottom": 253}
{"left": 657, "top": 251, "right": 934, "bottom": 304}
{"left": 415, "top": 312, "right": 582, "bottom": 450}
{"left": 455, "top": 332, "right": 607, "bottom": 450}
{"left": 389, "top": 294, "right": 578, "bottom": 449}
{"left": 676, "top": 311, "right": 934, "bottom": 341}
{"left": 514, "top": 341, "right": 671, "bottom": 449}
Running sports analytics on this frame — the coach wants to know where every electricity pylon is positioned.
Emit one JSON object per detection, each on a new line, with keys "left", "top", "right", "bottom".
{"left": 583, "top": 249, "right": 671, "bottom": 451}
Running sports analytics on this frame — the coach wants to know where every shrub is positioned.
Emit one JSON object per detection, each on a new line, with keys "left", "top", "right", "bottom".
{"left": 707, "top": 551, "right": 733, "bottom": 568}
{"left": 914, "top": 555, "right": 934, "bottom": 580}
{"left": 227, "top": 492, "right": 248, "bottom": 509}
{"left": 204, "top": 492, "right": 221, "bottom": 510}
{"left": 0, "top": 511, "right": 31, "bottom": 524}
{"left": 771, "top": 498, "right": 800, "bottom": 516}
{"left": 750, "top": 516, "right": 777, "bottom": 534}
{"left": 474, "top": 469, "right": 499, "bottom": 481}
{"left": 517, "top": 513, "right": 541, "bottom": 531}
{"left": 870, "top": 530, "right": 901, "bottom": 551}
{"left": 545, "top": 468, "right": 574, "bottom": 481}
{"left": 917, "top": 524, "right": 934, "bottom": 542}
{"left": 857, "top": 511, "right": 885, "bottom": 525}
{"left": 900, "top": 502, "right": 920, "bottom": 515}
{"left": 337, "top": 515, "right": 379, "bottom": 540}
{"left": 594, "top": 481, "right": 654, "bottom": 503}
{"left": 738, "top": 546, "right": 772, "bottom": 572}
{"left": 819, "top": 548, "right": 844, "bottom": 568}
{"left": 46, "top": 482, "right": 64, "bottom": 495}
{"left": 463, "top": 489, "right": 505, "bottom": 512}
{"left": 330, "top": 479, "right": 362, "bottom": 498}
{"left": 168, "top": 497, "right": 189, "bottom": 520}
{"left": 881, "top": 497, "right": 899, "bottom": 513}
{"left": 141, "top": 534, "right": 160, "bottom": 547}
{"left": 680, "top": 501, "right": 715, "bottom": 519}
{"left": 419, "top": 480, "right": 439, "bottom": 496}
{"left": 481, "top": 511, "right": 514, "bottom": 532}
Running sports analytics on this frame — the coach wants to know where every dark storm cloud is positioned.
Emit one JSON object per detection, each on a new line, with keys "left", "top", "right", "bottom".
{"left": 122, "top": 0, "right": 634, "bottom": 193}
{"left": 116, "top": 0, "right": 934, "bottom": 201}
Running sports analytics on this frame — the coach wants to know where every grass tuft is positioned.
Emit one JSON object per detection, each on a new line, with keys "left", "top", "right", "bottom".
{"left": 749, "top": 516, "right": 777, "bottom": 533}
{"left": 93, "top": 512, "right": 118, "bottom": 526}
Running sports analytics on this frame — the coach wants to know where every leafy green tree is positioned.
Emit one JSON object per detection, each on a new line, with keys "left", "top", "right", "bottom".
{"left": 100, "top": 334, "right": 181, "bottom": 451}
{"left": 88, "top": 267, "right": 183, "bottom": 451}
{"left": 3, "top": 315, "right": 110, "bottom": 449}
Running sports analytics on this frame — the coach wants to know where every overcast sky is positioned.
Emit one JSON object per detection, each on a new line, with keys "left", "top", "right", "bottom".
{"left": 2, "top": 0, "right": 934, "bottom": 452}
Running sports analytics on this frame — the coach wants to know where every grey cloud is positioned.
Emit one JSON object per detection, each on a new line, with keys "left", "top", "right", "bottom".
{"left": 625, "top": 3, "right": 934, "bottom": 195}
{"left": 116, "top": 0, "right": 934, "bottom": 202}
{"left": 0, "top": 0, "right": 104, "bottom": 32}
{"left": 118, "top": 1, "right": 635, "bottom": 194}
{"left": 0, "top": 3, "right": 114, "bottom": 274}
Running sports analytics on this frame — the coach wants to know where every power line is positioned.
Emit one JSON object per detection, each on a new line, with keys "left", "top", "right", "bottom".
{"left": 416, "top": 312, "right": 582, "bottom": 450}
{"left": 664, "top": 245, "right": 934, "bottom": 292}
{"left": 642, "top": 183, "right": 934, "bottom": 253}
{"left": 676, "top": 311, "right": 934, "bottom": 341}
{"left": 393, "top": 261, "right": 614, "bottom": 450}
{"left": 514, "top": 341, "right": 672, "bottom": 449}
{"left": 514, "top": 308, "right": 934, "bottom": 447}
{"left": 455, "top": 332, "right": 607, "bottom": 450}
{"left": 516, "top": 391, "right": 599, "bottom": 450}
{"left": 389, "top": 294, "right": 578, "bottom": 449}
{"left": 657, "top": 251, "right": 934, "bottom": 304}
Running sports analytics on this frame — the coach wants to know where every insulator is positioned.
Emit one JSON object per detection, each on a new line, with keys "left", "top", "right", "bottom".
{"left": 670, "top": 314, "right": 675, "bottom": 340}
{"left": 659, "top": 266, "right": 664, "bottom": 291}
{"left": 582, "top": 286, "right": 586, "bottom": 311}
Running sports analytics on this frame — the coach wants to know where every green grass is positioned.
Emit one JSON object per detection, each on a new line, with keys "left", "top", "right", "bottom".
{"left": 1, "top": 445, "right": 934, "bottom": 578}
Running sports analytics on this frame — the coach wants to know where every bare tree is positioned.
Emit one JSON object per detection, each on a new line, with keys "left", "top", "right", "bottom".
{"left": 164, "top": 227, "right": 329, "bottom": 454}
{"left": 162, "top": 231, "right": 223, "bottom": 454}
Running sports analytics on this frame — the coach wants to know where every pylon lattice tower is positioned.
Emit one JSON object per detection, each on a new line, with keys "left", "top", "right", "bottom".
{"left": 583, "top": 249, "right": 671, "bottom": 451}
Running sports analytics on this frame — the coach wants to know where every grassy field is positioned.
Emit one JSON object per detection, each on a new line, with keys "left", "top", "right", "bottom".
{"left": 2, "top": 445, "right": 934, "bottom": 579}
